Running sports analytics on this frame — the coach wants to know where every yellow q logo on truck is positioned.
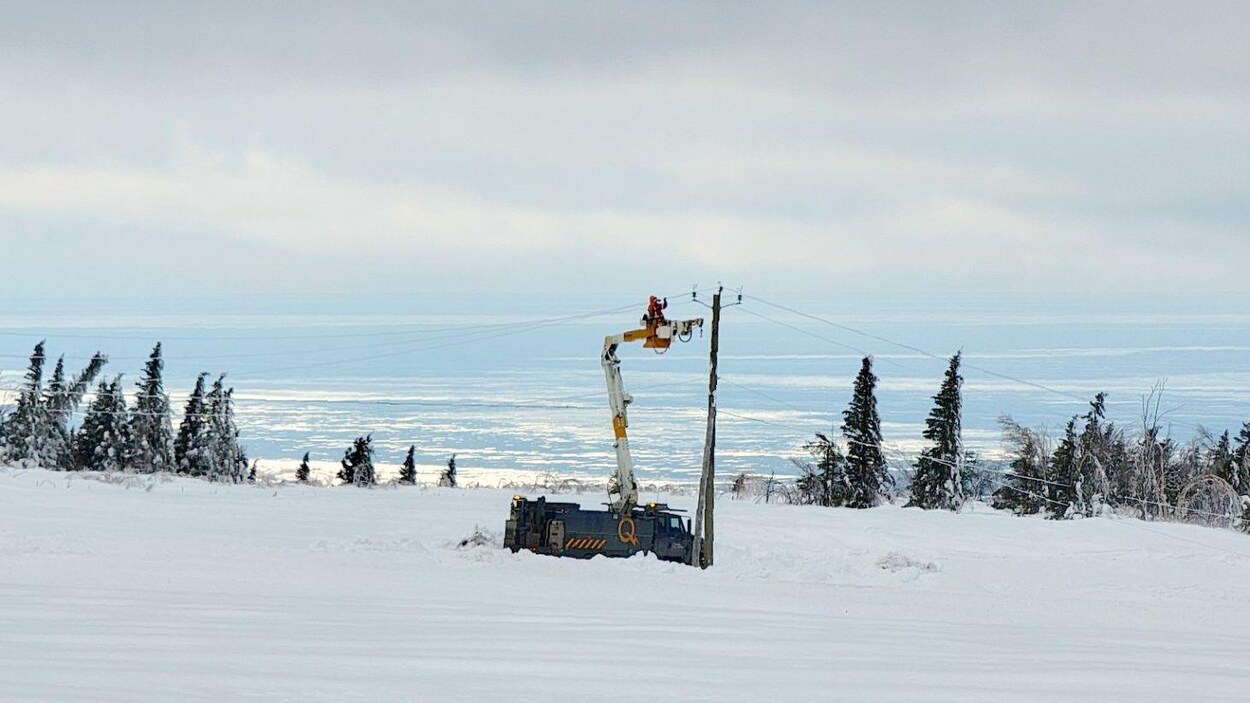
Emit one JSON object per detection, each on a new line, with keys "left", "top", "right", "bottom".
{"left": 617, "top": 516, "right": 639, "bottom": 545}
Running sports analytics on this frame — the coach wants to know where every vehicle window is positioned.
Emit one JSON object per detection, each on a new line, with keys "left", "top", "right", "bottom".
{"left": 669, "top": 517, "right": 681, "bottom": 529}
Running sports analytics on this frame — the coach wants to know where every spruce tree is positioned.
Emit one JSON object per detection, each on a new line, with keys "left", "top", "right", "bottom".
{"left": 43, "top": 356, "right": 68, "bottom": 466}
{"left": 841, "top": 356, "right": 891, "bottom": 508}
{"left": 1228, "top": 422, "right": 1250, "bottom": 495}
{"left": 295, "top": 452, "right": 311, "bottom": 483}
{"left": 338, "top": 435, "right": 376, "bottom": 486}
{"left": 399, "top": 445, "right": 417, "bottom": 485}
{"left": 908, "top": 352, "right": 965, "bottom": 510}
{"left": 1, "top": 343, "right": 105, "bottom": 468}
{"left": 1, "top": 341, "right": 50, "bottom": 465}
{"left": 128, "top": 343, "right": 174, "bottom": 474}
{"left": 45, "top": 352, "right": 107, "bottom": 423}
{"left": 1209, "top": 431, "right": 1238, "bottom": 491}
{"left": 72, "top": 377, "right": 130, "bottom": 472}
{"left": 206, "top": 375, "right": 246, "bottom": 482}
{"left": 1046, "top": 418, "right": 1080, "bottom": 519}
{"left": 174, "top": 373, "right": 214, "bottom": 477}
{"left": 1076, "top": 393, "right": 1118, "bottom": 512}
{"left": 439, "top": 453, "right": 457, "bottom": 488}
{"left": 72, "top": 379, "right": 111, "bottom": 471}
{"left": 43, "top": 351, "right": 109, "bottom": 469}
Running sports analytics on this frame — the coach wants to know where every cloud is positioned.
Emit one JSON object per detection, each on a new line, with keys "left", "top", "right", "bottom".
{"left": 1, "top": 2, "right": 1247, "bottom": 295}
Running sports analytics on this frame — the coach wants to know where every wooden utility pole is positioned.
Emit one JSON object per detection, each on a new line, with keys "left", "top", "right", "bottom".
{"left": 695, "top": 290, "right": 721, "bottom": 568}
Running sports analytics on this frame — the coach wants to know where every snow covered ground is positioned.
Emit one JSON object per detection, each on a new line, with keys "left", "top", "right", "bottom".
{"left": 4, "top": 468, "right": 1250, "bottom": 702}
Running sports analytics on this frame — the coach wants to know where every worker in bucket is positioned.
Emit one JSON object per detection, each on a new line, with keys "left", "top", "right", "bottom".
{"left": 645, "top": 295, "right": 667, "bottom": 326}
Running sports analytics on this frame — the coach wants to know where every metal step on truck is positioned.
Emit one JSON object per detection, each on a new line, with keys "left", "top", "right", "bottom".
{"left": 504, "top": 495, "right": 693, "bottom": 564}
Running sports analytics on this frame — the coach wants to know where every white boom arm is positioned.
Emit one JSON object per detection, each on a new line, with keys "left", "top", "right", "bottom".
{"left": 602, "top": 315, "right": 703, "bottom": 512}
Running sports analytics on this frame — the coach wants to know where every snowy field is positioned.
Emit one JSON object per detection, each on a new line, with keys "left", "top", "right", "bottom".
{"left": 4, "top": 468, "right": 1250, "bottom": 702}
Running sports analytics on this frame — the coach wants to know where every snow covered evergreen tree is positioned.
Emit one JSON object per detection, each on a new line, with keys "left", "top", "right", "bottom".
{"left": 72, "top": 377, "right": 130, "bottom": 472}
{"left": 338, "top": 435, "right": 376, "bottom": 486}
{"left": 1046, "top": 418, "right": 1081, "bottom": 519}
{"left": 841, "top": 356, "right": 891, "bottom": 508}
{"left": 399, "top": 445, "right": 417, "bottom": 485}
{"left": 207, "top": 375, "right": 247, "bottom": 482}
{"left": 908, "top": 352, "right": 965, "bottom": 510}
{"left": 43, "top": 351, "right": 109, "bottom": 469}
{"left": 1234, "top": 421, "right": 1250, "bottom": 469}
{"left": 1209, "top": 431, "right": 1238, "bottom": 491}
{"left": 992, "top": 417, "right": 1049, "bottom": 515}
{"left": 439, "top": 453, "right": 457, "bottom": 488}
{"left": 42, "top": 356, "right": 68, "bottom": 465}
{"left": 1, "top": 341, "right": 51, "bottom": 466}
{"left": 295, "top": 452, "right": 311, "bottom": 483}
{"left": 1, "top": 342, "right": 106, "bottom": 468}
{"left": 71, "top": 379, "right": 110, "bottom": 470}
{"left": 1224, "top": 423, "right": 1250, "bottom": 496}
{"left": 1076, "top": 393, "right": 1124, "bottom": 513}
{"left": 794, "top": 432, "right": 848, "bottom": 506}
{"left": 174, "top": 374, "right": 214, "bottom": 477}
{"left": 128, "top": 343, "right": 174, "bottom": 474}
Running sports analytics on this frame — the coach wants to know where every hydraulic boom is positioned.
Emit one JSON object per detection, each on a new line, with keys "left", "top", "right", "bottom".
{"left": 602, "top": 297, "right": 703, "bottom": 512}
{"left": 504, "top": 295, "right": 706, "bottom": 565}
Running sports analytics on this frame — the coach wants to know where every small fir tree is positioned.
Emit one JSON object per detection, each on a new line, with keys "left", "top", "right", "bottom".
{"left": 72, "top": 377, "right": 130, "bottom": 472}
{"left": 41, "top": 356, "right": 69, "bottom": 466}
{"left": 72, "top": 379, "right": 112, "bottom": 471}
{"left": 1076, "top": 393, "right": 1119, "bottom": 512}
{"left": 841, "top": 356, "right": 891, "bottom": 508}
{"left": 338, "top": 435, "right": 376, "bottom": 486}
{"left": 1, "top": 341, "right": 50, "bottom": 465}
{"left": 206, "top": 375, "right": 247, "bottom": 482}
{"left": 295, "top": 452, "right": 311, "bottom": 483}
{"left": 174, "top": 374, "right": 214, "bottom": 477}
{"left": 399, "top": 445, "right": 417, "bottom": 485}
{"left": 1232, "top": 422, "right": 1250, "bottom": 492}
{"left": 439, "top": 453, "right": 457, "bottom": 488}
{"left": 1046, "top": 418, "right": 1081, "bottom": 519}
{"left": 908, "top": 352, "right": 965, "bottom": 511}
{"left": 1210, "top": 431, "right": 1237, "bottom": 489}
{"left": 128, "top": 343, "right": 174, "bottom": 474}
{"left": 42, "top": 351, "right": 109, "bottom": 469}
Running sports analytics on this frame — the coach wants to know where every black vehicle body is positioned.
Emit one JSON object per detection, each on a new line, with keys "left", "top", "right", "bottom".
{"left": 504, "top": 495, "right": 694, "bottom": 564}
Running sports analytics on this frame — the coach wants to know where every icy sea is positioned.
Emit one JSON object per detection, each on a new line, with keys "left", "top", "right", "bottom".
{"left": 2, "top": 292, "right": 1248, "bottom": 486}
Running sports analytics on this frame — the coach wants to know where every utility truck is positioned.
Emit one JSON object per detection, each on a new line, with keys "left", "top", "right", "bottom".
{"left": 504, "top": 297, "right": 703, "bottom": 564}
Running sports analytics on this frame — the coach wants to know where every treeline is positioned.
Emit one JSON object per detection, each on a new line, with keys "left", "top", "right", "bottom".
{"left": 790, "top": 353, "right": 1250, "bottom": 530}
{"left": 309, "top": 434, "right": 459, "bottom": 488}
{"left": 0, "top": 342, "right": 248, "bottom": 482}
{"left": 793, "top": 354, "right": 970, "bottom": 511}
{"left": 0, "top": 341, "right": 462, "bottom": 489}
{"left": 993, "top": 391, "right": 1250, "bottom": 522}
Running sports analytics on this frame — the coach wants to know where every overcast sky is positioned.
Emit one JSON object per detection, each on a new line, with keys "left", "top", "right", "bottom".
{"left": 2, "top": 1, "right": 1247, "bottom": 298}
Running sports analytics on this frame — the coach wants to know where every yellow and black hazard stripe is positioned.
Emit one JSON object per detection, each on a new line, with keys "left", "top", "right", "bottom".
{"left": 564, "top": 537, "right": 607, "bottom": 551}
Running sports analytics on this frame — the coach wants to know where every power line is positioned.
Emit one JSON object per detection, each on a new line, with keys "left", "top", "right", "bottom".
{"left": 742, "top": 294, "right": 1215, "bottom": 435}
{"left": 719, "top": 400, "right": 1241, "bottom": 525}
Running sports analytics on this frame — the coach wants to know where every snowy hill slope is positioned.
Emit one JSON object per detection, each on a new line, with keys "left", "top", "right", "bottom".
{"left": 3, "top": 468, "right": 1250, "bottom": 702}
